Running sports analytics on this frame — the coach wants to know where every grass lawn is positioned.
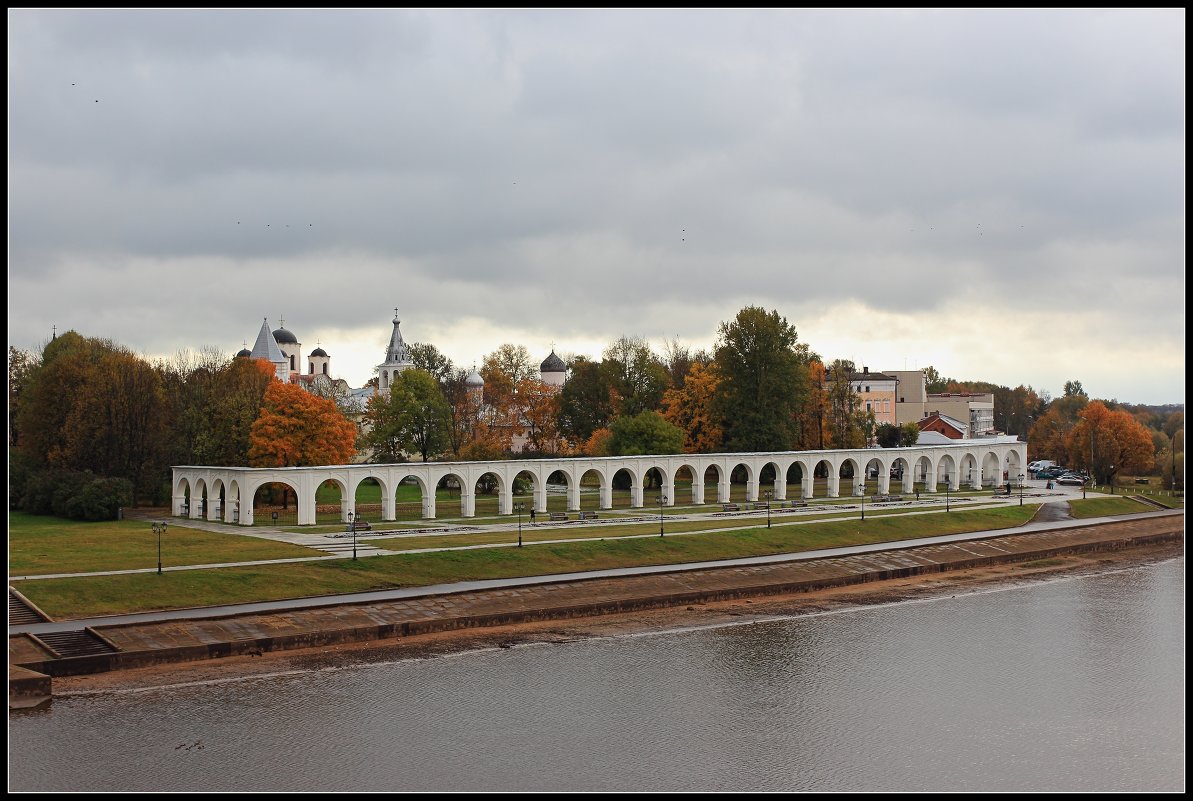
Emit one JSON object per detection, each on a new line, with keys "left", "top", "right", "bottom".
{"left": 8, "top": 512, "right": 319, "bottom": 576}
{"left": 1068, "top": 497, "right": 1157, "bottom": 519}
{"left": 16, "top": 505, "right": 1038, "bottom": 620}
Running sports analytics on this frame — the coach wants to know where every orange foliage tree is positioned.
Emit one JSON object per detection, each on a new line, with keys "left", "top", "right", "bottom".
{"left": 248, "top": 381, "right": 356, "bottom": 467}
{"left": 1064, "top": 400, "right": 1155, "bottom": 486}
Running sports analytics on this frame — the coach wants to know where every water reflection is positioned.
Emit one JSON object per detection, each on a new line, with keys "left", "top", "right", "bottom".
{"left": 10, "top": 557, "right": 1183, "bottom": 792}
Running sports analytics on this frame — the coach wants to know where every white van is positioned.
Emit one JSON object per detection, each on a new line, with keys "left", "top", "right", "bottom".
{"left": 1029, "top": 460, "right": 1055, "bottom": 473}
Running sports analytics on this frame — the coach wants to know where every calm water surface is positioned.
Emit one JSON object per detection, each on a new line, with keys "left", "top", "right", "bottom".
{"left": 10, "top": 556, "right": 1184, "bottom": 792}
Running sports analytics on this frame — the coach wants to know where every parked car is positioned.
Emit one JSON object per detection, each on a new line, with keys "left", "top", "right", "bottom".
{"left": 1057, "top": 474, "right": 1086, "bottom": 486}
{"left": 1037, "top": 468, "right": 1064, "bottom": 479}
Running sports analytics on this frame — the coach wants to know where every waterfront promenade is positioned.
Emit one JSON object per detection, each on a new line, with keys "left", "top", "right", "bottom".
{"left": 9, "top": 508, "right": 1182, "bottom": 704}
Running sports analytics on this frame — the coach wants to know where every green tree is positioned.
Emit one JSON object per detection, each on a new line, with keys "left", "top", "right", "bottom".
{"left": 825, "top": 359, "right": 866, "bottom": 449}
{"left": 607, "top": 410, "right": 684, "bottom": 456}
{"left": 557, "top": 358, "right": 614, "bottom": 443}
{"left": 711, "top": 307, "right": 810, "bottom": 452}
{"left": 407, "top": 342, "right": 454, "bottom": 384}
{"left": 875, "top": 422, "right": 899, "bottom": 448}
{"left": 899, "top": 422, "right": 921, "bottom": 448}
{"left": 362, "top": 369, "right": 451, "bottom": 463}
{"left": 600, "top": 336, "right": 670, "bottom": 417}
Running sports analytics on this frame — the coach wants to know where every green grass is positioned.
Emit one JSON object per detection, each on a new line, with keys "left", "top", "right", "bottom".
{"left": 15, "top": 505, "right": 1038, "bottom": 619}
{"left": 7, "top": 512, "right": 320, "bottom": 576}
{"left": 1068, "top": 497, "right": 1158, "bottom": 519}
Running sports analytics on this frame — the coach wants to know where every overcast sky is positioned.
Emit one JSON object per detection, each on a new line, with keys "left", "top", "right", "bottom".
{"left": 8, "top": 9, "right": 1185, "bottom": 405}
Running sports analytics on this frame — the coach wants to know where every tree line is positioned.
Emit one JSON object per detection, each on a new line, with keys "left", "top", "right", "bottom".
{"left": 9, "top": 306, "right": 1182, "bottom": 514}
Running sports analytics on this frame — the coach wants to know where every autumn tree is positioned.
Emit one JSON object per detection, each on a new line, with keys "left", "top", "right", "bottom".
{"left": 515, "top": 376, "right": 563, "bottom": 454}
{"left": 1065, "top": 401, "right": 1154, "bottom": 486}
{"left": 661, "top": 361, "right": 722, "bottom": 453}
{"left": 711, "top": 307, "right": 811, "bottom": 452}
{"left": 8, "top": 345, "right": 38, "bottom": 447}
{"left": 249, "top": 381, "right": 356, "bottom": 467}
{"left": 795, "top": 359, "right": 829, "bottom": 450}
{"left": 600, "top": 336, "right": 670, "bottom": 417}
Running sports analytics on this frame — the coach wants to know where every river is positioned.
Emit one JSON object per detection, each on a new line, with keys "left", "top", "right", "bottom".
{"left": 9, "top": 555, "right": 1183, "bottom": 792}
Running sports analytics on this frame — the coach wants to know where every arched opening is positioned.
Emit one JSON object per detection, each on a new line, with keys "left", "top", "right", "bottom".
{"left": 785, "top": 462, "right": 805, "bottom": 497}
{"left": 578, "top": 468, "right": 605, "bottom": 512}
{"left": 611, "top": 467, "right": 637, "bottom": 509}
{"left": 436, "top": 473, "right": 465, "bottom": 519}
{"left": 546, "top": 469, "right": 570, "bottom": 515}
{"left": 473, "top": 471, "right": 505, "bottom": 518}
{"left": 512, "top": 470, "right": 537, "bottom": 515}
{"left": 354, "top": 477, "right": 384, "bottom": 524}
{"left": 253, "top": 481, "right": 299, "bottom": 526}
{"left": 704, "top": 465, "right": 724, "bottom": 503}
{"left": 394, "top": 475, "right": 429, "bottom": 521}
{"left": 674, "top": 464, "right": 699, "bottom": 504}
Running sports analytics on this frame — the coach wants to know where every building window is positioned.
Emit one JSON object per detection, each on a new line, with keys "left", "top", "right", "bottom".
{"left": 865, "top": 385, "right": 871, "bottom": 393}
{"left": 884, "top": 400, "right": 890, "bottom": 413}
{"left": 866, "top": 401, "right": 872, "bottom": 412}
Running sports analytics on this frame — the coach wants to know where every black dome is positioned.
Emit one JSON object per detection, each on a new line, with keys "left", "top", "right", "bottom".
{"left": 235, "top": 348, "right": 252, "bottom": 358}
{"left": 310, "top": 347, "right": 328, "bottom": 358}
{"left": 540, "top": 351, "right": 566, "bottom": 372}
{"left": 273, "top": 327, "right": 298, "bottom": 344}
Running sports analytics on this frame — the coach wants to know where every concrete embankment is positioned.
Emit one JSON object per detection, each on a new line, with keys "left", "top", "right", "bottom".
{"left": 9, "top": 513, "right": 1184, "bottom": 702}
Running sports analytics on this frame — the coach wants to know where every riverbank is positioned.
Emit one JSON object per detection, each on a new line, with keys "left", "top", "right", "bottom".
{"left": 30, "top": 516, "right": 1182, "bottom": 698}
{"left": 50, "top": 540, "right": 1180, "bottom": 697}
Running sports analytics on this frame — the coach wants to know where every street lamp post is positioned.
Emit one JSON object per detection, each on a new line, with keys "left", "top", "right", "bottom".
{"left": 658, "top": 493, "right": 667, "bottom": 537}
{"left": 514, "top": 502, "right": 524, "bottom": 548}
{"left": 1018, "top": 473, "right": 1025, "bottom": 506}
{"left": 859, "top": 484, "right": 865, "bottom": 521}
{"left": 348, "top": 511, "right": 357, "bottom": 561}
{"left": 764, "top": 490, "right": 772, "bottom": 528}
{"left": 1109, "top": 464, "right": 1115, "bottom": 495}
{"left": 945, "top": 475, "right": 950, "bottom": 512}
{"left": 151, "top": 521, "right": 167, "bottom": 574}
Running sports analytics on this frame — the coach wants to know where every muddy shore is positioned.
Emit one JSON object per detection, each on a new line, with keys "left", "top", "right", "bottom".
{"left": 51, "top": 539, "right": 1181, "bottom": 696}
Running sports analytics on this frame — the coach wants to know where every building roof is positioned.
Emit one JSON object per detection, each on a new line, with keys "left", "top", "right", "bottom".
{"left": 916, "top": 431, "right": 956, "bottom": 445}
{"left": 310, "top": 347, "right": 328, "bottom": 358}
{"left": 235, "top": 347, "right": 252, "bottom": 358}
{"left": 466, "top": 369, "right": 484, "bottom": 387}
{"left": 250, "top": 319, "right": 287, "bottom": 364}
{"left": 379, "top": 308, "right": 411, "bottom": 367}
{"left": 272, "top": 327, "right": 298, "bottom": 345}
{"left": 540, "top": 350, "right": 566, "bottom": 373}
{"left": 848, "top": 370, "right": 897, "bottom": 382}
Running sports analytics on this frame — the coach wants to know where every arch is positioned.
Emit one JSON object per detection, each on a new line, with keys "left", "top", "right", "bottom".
{"left": 610, "top": 465, "right": 642, "bottom": 509}
{"left": 838, "top": 457, "right": 865, "bottom": 496}
{"left": 473, "top": 470, "right": 507, "bottom": 518}
{"left": 936, "top": 453, "right": 958, "bottom": 490}
{"left": 958, "top": 453, "right": 981, "bottom": 489}
{"left": 252, "top": 478, "right": 300, "bottom": 526}
{"left": 545, "top": 468, "right": 572, "bottom": 514}
{"left": 982, "top": 450, "right": 1005, "bottom": 488}
{"left": 172, "top": 475, "right": 193, "bottom": 518}
{"left": 394, "top": 473, "right": 432, "bottom": 521}
{"left": 578, "top": 467, "right": 608, "bottom": 511}
{"left": 225, "top": 479, "right": 242, "bottom": 523}
{"left": 673, "top": 463, "right": 702, "bottom": 505}
{"left": 759, "top": 459, "right": 784, "bottom": 501}
{"left": 512, "top": 468, "right": 541, "bottom": 515}
{"left": 728, "top": 461, "right": 755, "bottom": 502}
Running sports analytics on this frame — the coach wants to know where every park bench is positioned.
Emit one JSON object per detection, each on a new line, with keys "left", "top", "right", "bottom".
{"left": 347, "top": 520, "right": 371, "bottom": 532}
{"left": 579, "top": 511, "right": 599, "bottom": 521}
{"left": 722, "top": 503, "right": 740, "bottom": 512}
{"left": 788, "top": 501, "right": 808, "bottom": 508}
{"left": 872, "top": 495, "right": 903, "bottom": 503}
{"left": 549, "top": 512, "right": 569, "bottom": 522}
{"left": 1135, "top": 478, "right": 1150, "bottom": 485}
